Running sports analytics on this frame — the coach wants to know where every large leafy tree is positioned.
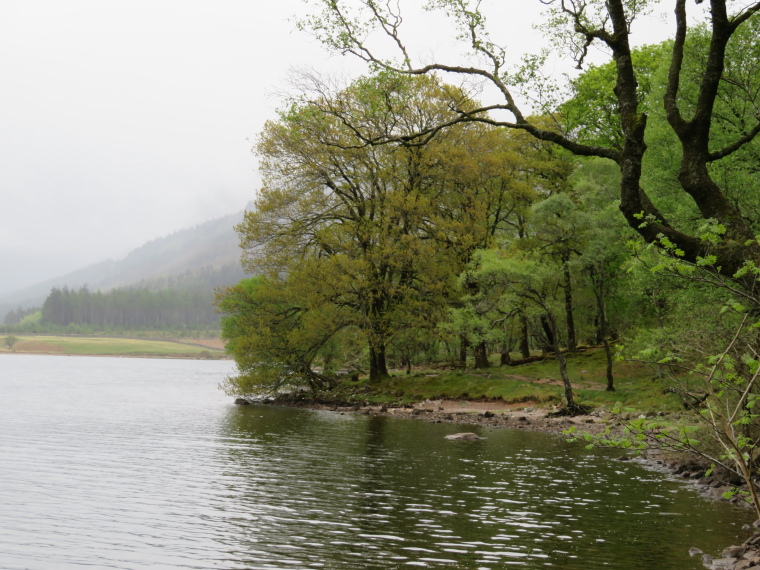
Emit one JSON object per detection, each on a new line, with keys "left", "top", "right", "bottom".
{"left": 217, "top": 276, "right": 349, "bottom": 394}
{"left": 234, "top": 73, "right": 484, "bottom": 382}
{"left": 302, "top": 0, "right": 760, "bottom": 281}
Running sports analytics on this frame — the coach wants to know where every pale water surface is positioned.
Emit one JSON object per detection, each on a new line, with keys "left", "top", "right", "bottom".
{"left": 0, "top": 354, "right": 752, "bottom": 569}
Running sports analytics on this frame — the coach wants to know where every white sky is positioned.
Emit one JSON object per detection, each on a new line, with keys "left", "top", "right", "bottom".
{"left": 0, "top": 0, "right": 680, "bottom": 294}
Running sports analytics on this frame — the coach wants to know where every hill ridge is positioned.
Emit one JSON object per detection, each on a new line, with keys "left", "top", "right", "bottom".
{"left": 0, "top": 210, "right": 247, "bottom": 320}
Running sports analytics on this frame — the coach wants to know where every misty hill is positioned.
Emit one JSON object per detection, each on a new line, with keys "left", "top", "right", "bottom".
{"left": 0, "top": 211, "right": 248, "bottom": 320}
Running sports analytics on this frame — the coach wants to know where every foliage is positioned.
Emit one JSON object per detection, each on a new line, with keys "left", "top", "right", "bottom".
{"left": 301, "top": 0, "right": 760, "bottom": 281}
{"left": 3, "top": 306, "right": 40, "bottom": 326}
{"left": 218, "top": 276, "right": 343, "bottom": 395}
{"left": 229, "top": 73, "right": 514, "bottom": 384}
{"left": 215, "top": 3, "right": 760, "bottom": 512}
{"left": 4, "top": 335, "right": 18, "bottom": 350}
{"left": 453, "top": 246, "right": 593, "bottom": 414}
{"left": 39, "top": 285, "right": 220, "bottom": 332}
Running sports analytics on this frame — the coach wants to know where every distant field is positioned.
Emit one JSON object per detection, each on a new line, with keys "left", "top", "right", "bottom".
{"left": 1, "top": 335, "right": 227, "bottom": 359}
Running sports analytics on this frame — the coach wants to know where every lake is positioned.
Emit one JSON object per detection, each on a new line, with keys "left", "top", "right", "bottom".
{"left": 0, "top": 354, "right": 751, "bottom": 569}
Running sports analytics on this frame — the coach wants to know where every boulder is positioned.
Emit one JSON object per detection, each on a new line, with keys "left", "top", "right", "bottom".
{"left": 689, "top": 547, "right": 704, "bottom": 558}
{"left": 724, "top": 546, "right": 747, "bottom": 559}
{"left": 444, "top": 432, "right": 485, "bottom": 441}
{"left": 233, "top": 398, "right": 250, "bottom": 406}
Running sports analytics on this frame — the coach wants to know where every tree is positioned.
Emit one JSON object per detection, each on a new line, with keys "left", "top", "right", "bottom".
{"left": 530, "top": 193, "right": 587, "bottom": 352}
{"left": 571, "top": 158, "right": 634, "bottom": 391}
{"left": 576, "top": 311, "right": 760, "bottom": 521}
{"left": 302, "top": 0, "right": 760, "bottom": 281}
{"left": 4, "top": 335, "right": 18, "bottom": 351}
{"left": 235, "top": 73, "right": 480, "bottom": 382}
{"left": 433, "top": 121, "right": 576, "bottom": 367}
{"left": 460, "top": 248, "right": 591, "bottom": 415}
{"left": 217, "top": 276, "right": 342, "bottom": 395}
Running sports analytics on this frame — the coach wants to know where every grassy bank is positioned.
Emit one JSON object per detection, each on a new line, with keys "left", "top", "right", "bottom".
{"left": 302, "top": 347, "right": 685, "bottom": 414}
{"left": 1, "top": 335, "right": 226, "bottom": 359}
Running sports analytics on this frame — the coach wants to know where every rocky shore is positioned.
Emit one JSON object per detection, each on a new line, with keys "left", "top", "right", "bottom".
{"left": 236, "top": 395, "right": 760, "bottom": 568}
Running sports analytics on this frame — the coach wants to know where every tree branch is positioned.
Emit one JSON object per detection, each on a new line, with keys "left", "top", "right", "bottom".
{"left": 708, "top": 120, "right": 760, "bottom": 161}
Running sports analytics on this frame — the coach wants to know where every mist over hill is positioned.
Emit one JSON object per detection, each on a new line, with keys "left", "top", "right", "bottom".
{"left": 0, "top": 211, "right": 248, "bottom": 320}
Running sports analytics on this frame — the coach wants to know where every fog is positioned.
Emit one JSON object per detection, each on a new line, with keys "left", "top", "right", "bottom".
{"left": 0, "top": 0, "right": 676, "bottom": 295}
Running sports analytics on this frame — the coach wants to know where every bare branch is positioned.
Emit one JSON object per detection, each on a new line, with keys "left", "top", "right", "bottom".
{"left": 729, "top": 1, "right": 760, "bottom": 31}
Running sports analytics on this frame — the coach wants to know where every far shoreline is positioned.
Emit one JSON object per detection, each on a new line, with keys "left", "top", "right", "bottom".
{"left": 0, "top": 333, "right": 227, "bottom": 360}
{"left": 0, "top": 350, "right": 230, "bottom": 360}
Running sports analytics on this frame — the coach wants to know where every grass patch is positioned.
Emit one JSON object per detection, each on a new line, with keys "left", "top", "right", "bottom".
{"left": 322, "top": 347, "right": 687, "bottom": 412}
{"left": 2, "top": 335, "right": 226, "bottom": 358}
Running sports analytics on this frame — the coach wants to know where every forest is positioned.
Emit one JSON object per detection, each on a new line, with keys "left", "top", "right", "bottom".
{"left": 219, "top": 11, "right": 758, "bottom": 392}
{"left": 0, "top": 264, "right": 246, "bottom": 335}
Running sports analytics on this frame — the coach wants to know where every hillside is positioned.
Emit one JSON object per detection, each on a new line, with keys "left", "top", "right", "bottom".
{"left": 0, "top": 211, "right": 248, "bottom": 320}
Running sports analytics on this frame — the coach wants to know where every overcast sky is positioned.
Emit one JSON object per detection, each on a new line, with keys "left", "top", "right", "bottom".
{"left": 0, "top": 0, "right": 679, "bottom": 295}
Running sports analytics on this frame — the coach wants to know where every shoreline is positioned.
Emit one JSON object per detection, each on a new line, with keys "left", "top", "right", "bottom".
{"left": 0, "top": 334, "right": 227, "bottom": 360}
{"left": 242, "top": 395, "right": 760, "bottom": 569}
{"left": 0, "top": 350, "right": 230, "bottom": 360}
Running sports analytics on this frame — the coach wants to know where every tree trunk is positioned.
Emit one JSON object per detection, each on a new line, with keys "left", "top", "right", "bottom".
{"left": 546, "top": 312, "right": 589, "bottom": 416}
{"left": 474, "top": 341, "right": 490, "bottom": 369}
{"left": 369, "top": 342, "right": 389, "bottom": 383}
{"left": 459, "top": 334, "right": 469, "bottom": 367}
{"left": 603, "top": 337, "right": 615, "bottom": 392}
{"left": 564, "top": 263, "right": 577, "bottom": 352}
{"left": 519, "top": 315, "right": 531, "bottom": 358}
{"left": 540, "top": 315, "right": 554, "bottom": 352}
{"left": 593, "top": 315, "right": 602, "bottom": 345}
{"left": 591, "top": 266, "right": 615, "bottom": 391}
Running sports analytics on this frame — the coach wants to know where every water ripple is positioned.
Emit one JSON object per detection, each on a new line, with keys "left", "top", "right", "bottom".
{"left": 0, "top": 355, "right": 753, "bottom": 569}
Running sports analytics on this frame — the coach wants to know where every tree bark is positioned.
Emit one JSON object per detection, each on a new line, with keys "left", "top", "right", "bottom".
{"left": 459, "top": 334, "right": 469, "bottom": 367}
{"left": 500, "top": 340, "right": 511, "bottom": 366}
{"left": 546, "top": 313, "right": 579, "bottom": 412}
{"left": 519, "top": 315, "right": 531, "bottom": 358}
{"left": 473, "top": 341, "right": 490, "bottom": 369}
{"left": 563, "top": 263, "right": 577, "bottom": 352}
{"left": 590, "top": 266, "right": 615, "bottom": 392}
{"left": 369, "top": 342, "right": 389, "bottom": 382}
{"left": 540, "top": 315, "right": 555, "bottom": 352}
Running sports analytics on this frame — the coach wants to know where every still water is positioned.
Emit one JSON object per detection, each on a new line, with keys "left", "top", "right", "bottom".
{"left": 0, "top": 354, "right": 752, "bottom": 569}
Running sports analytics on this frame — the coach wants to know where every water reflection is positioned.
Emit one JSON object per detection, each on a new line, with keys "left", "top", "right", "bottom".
{"left": 214, "top": 404, "right": 751, "bottom": 569}
{"left": 0, "top": 356, "right": 752, "bottom": 570}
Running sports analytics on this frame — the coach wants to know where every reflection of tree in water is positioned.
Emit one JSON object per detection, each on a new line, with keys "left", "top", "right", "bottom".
{"left": 354, "top": 415, "right": 393, "bottom": 528}
{"left": 352, "top": 417, "right": 498, "bottom": 565}
{"left": 204, "top": 407, "right": 752, "bottom": 569}
{"left": 211, "top": 405, "right": 372, "bottom": 568}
